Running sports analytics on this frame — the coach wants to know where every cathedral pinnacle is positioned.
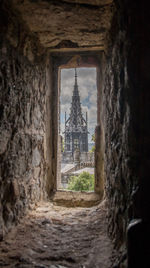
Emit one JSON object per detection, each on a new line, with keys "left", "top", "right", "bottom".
{"left": 73, "top": 68, "right": 79, "bottom": 96}
{"left": 75, "top": 68, "right": 77, "bottom": 78}
{"left": 64, "top": 68, "right": 88, "bottom": 154}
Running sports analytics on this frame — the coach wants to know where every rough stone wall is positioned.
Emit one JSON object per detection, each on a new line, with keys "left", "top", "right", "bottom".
{"left": 102, "top": 0, "right": 149, "bottom": 265}
{"left": 0, "top": 2, "right": 48, "bottom": 238}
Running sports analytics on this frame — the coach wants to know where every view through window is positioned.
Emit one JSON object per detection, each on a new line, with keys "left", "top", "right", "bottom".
{"left": 59, "top": 67, "right": 97, "bottom": 192}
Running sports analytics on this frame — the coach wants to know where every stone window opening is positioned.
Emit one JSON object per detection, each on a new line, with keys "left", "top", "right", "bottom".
{"left": 59, "top": 67, "right": 96, "bottom": 194}
{"left": 50, "top": 52, "right": 104, "bottom": 206}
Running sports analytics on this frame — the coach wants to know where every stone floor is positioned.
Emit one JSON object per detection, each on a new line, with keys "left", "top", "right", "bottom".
{"left": 0, "top": 201, "right": 114, "bottom": 268}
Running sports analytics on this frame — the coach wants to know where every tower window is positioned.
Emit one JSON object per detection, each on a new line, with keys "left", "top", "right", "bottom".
{"left": 74, "top": 139, "right": 79, "bottom": 149}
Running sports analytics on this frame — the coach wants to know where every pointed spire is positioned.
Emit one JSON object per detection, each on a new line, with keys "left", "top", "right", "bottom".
{"left": 73, "top": 68, "right": 79, "bottom": 96}
{"left": 75, "top": 68, "right": 77, "bottom": 76}
{"left": 64, "top": 68, "right": 88, "bottom": 153}
{"left": 75, "top": 68, "right": 77, "bottom": 81}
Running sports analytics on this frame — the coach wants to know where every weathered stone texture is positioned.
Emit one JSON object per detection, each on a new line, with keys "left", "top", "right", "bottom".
{"left": 12, "top": 0, "right": 114, "bottom": 50}
{"left": 0, "top": 202, "right": 113, "bottom": 267}
{"left": 0, "top": 0, "right": 149, "bottom": 266}
{"left": 0, "top": 3, "right": 47, "bottom": 238}
{"left": 102, "top": 0, "right": 147, "bottom": 265}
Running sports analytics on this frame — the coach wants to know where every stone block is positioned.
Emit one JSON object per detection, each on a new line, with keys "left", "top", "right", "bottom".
{"left": 32, "top": 147, "right": 41, "bottom": 167}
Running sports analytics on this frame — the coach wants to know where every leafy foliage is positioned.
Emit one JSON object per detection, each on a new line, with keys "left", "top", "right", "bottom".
{"left": 89, "top": 145, "right": 95, "bottom": 152}
{"left": 67, "top": 171, "right": 94, "bottom": 192}
{"left": 89, "top": 134, "right": 95, "bottom": 152}
{"left": 91, "top": 134, "right": 95, "bottom": 142}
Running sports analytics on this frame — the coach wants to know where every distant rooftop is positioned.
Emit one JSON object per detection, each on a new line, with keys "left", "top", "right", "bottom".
{"left": 72, "top": 167, "right": 94, "bottom": 175}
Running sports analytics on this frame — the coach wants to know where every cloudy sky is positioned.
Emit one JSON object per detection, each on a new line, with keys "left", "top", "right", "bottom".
{"left": 60, "top": 67, "right": 97, "bottom": 142}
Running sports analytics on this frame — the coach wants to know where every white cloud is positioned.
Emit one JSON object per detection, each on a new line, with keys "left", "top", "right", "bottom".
{"left": 61, "top": 103, "right": 70, "bottom": 115}
{"left": 82, "top": 105, "right": 88, "bottom": 113}
{"left": 89, "top": 93, "right": 97, "bottom": 105}
{"left": 89, "top": 107, "right": 97, "bottom": 121}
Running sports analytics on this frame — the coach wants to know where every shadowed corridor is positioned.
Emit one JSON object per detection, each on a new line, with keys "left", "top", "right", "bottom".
{"left": 0, "top": 1, "right": 149, "bottom": 267}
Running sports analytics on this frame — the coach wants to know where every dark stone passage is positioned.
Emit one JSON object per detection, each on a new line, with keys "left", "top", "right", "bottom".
{"left": 0, "top": 0, "right": 149, "bottom": 267}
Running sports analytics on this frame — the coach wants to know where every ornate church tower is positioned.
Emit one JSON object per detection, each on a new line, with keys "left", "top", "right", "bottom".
{"left": 64, "top": 69, "right": 88, "bottom": 155}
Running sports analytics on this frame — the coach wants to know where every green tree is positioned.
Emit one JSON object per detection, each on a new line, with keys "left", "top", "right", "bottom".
{"left": 67, "top": 171, "right": 94, "bottom": 192}
{"left": 89, "top": 134, "right": 95, "bottom": 152}
{"left": 90, "top": 145, "right": 95, "bottom": 152}
{"left": 91, "top": 134, "right": 95, "bottom": 142}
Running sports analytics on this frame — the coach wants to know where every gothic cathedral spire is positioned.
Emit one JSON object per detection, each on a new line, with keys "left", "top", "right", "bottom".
{"left": 64, "top": 68, "right": 88, "bottom": 155}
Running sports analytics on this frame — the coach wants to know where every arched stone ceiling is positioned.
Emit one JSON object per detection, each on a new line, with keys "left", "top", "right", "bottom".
{"left": 12, "top": 0, "right": 114, "bottom": 50}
